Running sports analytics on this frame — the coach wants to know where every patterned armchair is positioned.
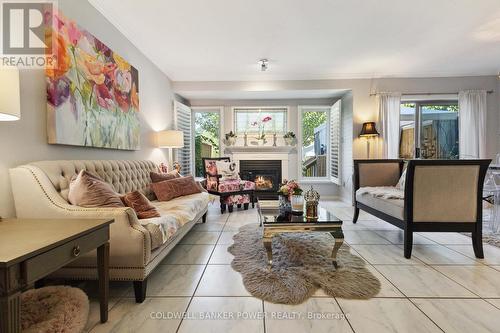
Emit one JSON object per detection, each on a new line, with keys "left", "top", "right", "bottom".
{"left": 202, "top": 157, "right": 256, "bottom": 213}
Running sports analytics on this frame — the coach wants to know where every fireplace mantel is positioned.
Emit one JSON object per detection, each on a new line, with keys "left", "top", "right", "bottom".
{"left": 224, "top": 146, "right": 296, "bottom": 154}
{"left": 225, "top": 146, "right": 293, "bottom": 180}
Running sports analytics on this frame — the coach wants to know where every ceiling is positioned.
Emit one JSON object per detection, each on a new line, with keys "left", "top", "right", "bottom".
{"left": 90, "top": 0, "right": 500, "bottom": 81}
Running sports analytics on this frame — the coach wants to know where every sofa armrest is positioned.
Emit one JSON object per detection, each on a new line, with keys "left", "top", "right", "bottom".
{"left": 9, "top": 165, "right": 151, "bottom": 267}
{"left": 353, "top": 159, "right": 404, "bottom": 192}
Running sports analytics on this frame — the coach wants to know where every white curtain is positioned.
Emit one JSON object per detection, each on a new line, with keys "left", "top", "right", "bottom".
{"left": 458, "top": 90, "right": 487, "bottom": 159}
{"left": 378, "top": 93, "right": 401, "bottom": 158}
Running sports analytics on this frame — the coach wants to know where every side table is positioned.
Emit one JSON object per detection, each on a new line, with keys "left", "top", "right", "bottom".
{"left": 0, "top": 218, "right": 113, "bottom": 333}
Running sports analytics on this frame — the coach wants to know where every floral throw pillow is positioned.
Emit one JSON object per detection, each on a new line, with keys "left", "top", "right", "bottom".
{"left": 215, "top": 161, "right": 239, "bottom": 181}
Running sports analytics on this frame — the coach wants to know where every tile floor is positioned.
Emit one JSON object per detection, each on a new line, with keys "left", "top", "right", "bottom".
{"left": 83, "top": 200, "right": 500, "bottom": 333}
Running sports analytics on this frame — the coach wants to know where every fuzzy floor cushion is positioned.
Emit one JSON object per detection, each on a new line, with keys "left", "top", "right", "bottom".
{"left": 228, "top": 224, "right": 381, "bottom": 304}
{"left": 21, "top": 286, "right": 89, "bottom": 333}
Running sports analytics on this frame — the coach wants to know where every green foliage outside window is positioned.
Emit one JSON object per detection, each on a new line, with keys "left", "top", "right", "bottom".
{"left": 194, "top": 112, "right": 220, "bottom": 177}
{"left": 302, "top": 111, "right": 327, "bottom": 147}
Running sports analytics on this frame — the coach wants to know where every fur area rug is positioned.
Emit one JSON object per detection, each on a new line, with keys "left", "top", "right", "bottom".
{"left": 21, "top": 286, "right": 89, "bottom": 333}
{"left": 462, "top": 232, "right": 500, "bottom": 248}
{"left": 228, "top": 224, "right": 381, "bottom": 304}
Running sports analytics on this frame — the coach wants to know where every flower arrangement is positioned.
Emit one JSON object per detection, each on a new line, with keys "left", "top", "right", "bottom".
{"left": 277, "top": 179, "right": 303, "bottom": 197}
{"left": 251, "top": 116, "right": 272, "bottom": 140}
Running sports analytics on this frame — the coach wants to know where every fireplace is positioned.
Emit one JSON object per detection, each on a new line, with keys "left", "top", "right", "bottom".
{"left": 240, "top": 160, "right": 281, "bottom": 200}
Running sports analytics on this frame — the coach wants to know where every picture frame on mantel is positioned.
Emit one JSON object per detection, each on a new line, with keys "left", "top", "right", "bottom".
{"left": 46, "top": 10, "right": 140, "bottom": 150}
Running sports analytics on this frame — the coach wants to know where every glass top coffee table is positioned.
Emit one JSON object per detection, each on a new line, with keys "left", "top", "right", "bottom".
{"left": 257, "top": 199, "right": 344, "bottom": 268}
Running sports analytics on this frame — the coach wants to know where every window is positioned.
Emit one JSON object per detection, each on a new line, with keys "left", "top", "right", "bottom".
{"left": 233, "top": 107, "right": 287, "bottom": 134}
{"left": 299, "top": 102, "right": 341, "bottom": 182}
{"left": 193, "top": 107, "right": 222, "bottom": 177}
{"left": 399, "top": 101, "right": 459, "bottom": 159}
{"left": 174, "top": 101, "right": 192, "bottom": 174}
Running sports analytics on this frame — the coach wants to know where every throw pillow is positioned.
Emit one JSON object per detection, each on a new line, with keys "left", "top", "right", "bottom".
{"left": 150, "top": 170, "right": 181, "bottom": 183}
{"left": 68, "top": 170, "right": 124, "bottom": 208}
{"left": 396, "top": 168, "right": 407, "bottom": 190}
{"left": 150, "top": 176, "right": 202, "bottom": 201}
{"left": 215, "top": 161, "right": 239, "bottom": 181}
{"left": 121, "top": 191, "right": 160, "bottom": 219}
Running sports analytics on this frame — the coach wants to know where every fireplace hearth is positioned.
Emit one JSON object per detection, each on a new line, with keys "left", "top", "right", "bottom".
{"left": 240, "top": 160, "right": 281, "bottom": 200}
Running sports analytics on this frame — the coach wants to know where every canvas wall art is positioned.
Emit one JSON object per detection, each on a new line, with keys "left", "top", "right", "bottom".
{"left": 46, "top": 11, "right": 140, "bottom": 150}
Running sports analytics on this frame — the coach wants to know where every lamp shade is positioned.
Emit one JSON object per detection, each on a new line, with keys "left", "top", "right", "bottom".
{"left": 156, "top": 130, "right": 184, "bottom": 148}
{"left": 0, "top": 67, "right": 20, "bottom": 121}
{"left": 359, "top": 122, "right": 379, "bottom": 137}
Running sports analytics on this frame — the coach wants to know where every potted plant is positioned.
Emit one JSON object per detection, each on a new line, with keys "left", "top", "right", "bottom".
{"left": 224, "top": 131, "right": 237, "bottom": 146}
{"left": 251, "top": 116, "right": 272, "bottom": 145}
{"left": 283, "top": 131, "right": 296, "bottom": 146}
{"left": 277, "top": 179, "right": 303, "bottom": 213}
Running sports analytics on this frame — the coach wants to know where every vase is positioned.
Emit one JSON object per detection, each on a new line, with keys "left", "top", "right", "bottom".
{"left": 284, "top": 137, "right": 294, "bottom": 146}
{"left": 291, "top": 194, "right": 304, "bottom": 215}
{"left": 226, "top": 137, "right": 236, "bottom": 146}
{"left": 278, "top": 195, "right": 291, "bottom": 213}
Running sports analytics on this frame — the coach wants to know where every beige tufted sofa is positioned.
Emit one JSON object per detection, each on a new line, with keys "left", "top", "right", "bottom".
{"left": 9, "top": 160, "right": 209, "bottom": 302}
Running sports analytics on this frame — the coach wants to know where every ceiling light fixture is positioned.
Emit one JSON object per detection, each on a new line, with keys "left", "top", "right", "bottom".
{"left": 259, "top": 59, "right": 268, "bottom": 72}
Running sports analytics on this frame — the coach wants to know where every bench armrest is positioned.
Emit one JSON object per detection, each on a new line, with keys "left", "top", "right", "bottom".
{"left": 353, "top": 159, "right": 404, "bottom": 191}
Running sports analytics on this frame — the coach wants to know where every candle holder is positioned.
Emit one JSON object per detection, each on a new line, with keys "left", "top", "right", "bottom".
{"left": 304, "top": 186, "right": 320, "bottom": 220}
{"left": 291, "top": 194, "right": 304, "bottom": 215}
{"left": 244, "top": 132, "right": 248, "bottom": 146}
{"left": 273, "top": 132, "right": 277, "bottom": 146}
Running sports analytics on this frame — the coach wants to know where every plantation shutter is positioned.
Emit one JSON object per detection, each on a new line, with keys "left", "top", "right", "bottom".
{"left": 330, "top": 100, "right": 341, "bottom": 185}
{"left": 174, "top": 101, "right": 193, "bottom": 175}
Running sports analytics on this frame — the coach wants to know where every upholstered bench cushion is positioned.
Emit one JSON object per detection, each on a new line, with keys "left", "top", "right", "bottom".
{"left": 356, "top": 188, "right": 404, "bottom": 220}
{"left": 223, "top": 194, "right": 250, "bottom": 205}
{"left": 138, "top": 192, "right": 210, "bottom": 251}
{"left": 218, "top": 179, "right": 255, "bottom": 192}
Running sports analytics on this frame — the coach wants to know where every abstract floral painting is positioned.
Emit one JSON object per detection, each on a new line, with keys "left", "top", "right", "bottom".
{"left": 46, "top": 11, "right": 140, "bottom": 150}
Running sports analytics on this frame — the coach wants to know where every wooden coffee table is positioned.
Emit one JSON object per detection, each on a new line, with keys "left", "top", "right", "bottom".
{"left": 0, "top": 218, "right": 113, "bottom": 333}
{"left": 258, "top": 200, "right": 344, "bottom": 268}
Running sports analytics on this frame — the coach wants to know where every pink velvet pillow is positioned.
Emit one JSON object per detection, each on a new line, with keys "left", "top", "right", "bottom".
{"left": 121, "top": 191, "right": 160, "bottom": 219}
{"left": 150, "top": 176, "right": 202, "bottom": 201}
{"left": 150, "top": 170, "right": 181, "bottom": 183}
{"left": 68, "top": 170, "right": 124, "bottom": 208}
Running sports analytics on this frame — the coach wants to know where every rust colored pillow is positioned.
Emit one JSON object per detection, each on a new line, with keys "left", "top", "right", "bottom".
{"left": 150, "top": 170, "right": 181, "bottom": 183}
{"left": 151, "top": 176, "right": 202, "bottom": 201}
{"left": 121, "top": 191, "right": 160, "bottom": 219}
{"left": 68, "top": 170, "right": 124, "bottom": 208}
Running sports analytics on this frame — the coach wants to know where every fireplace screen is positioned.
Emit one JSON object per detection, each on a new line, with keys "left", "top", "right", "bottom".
{"left": 239, "top": 160, "right": 282, "bottom": 199}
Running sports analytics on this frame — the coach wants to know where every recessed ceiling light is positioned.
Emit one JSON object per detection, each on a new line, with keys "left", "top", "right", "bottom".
{"left": 259, "top": 59, "right": 268, "bottom": 72}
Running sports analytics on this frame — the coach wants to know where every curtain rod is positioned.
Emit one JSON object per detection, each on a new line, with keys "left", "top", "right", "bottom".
{"left": 370, "top": 90, "right": 494, "bottom": 96}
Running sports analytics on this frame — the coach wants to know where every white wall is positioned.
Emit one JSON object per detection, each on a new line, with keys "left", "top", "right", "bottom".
{"left": 189, "top": 98, "right": 342, "bottom": 197}
{"left": 0, "top": 0, "right": 175, "bottom": 217}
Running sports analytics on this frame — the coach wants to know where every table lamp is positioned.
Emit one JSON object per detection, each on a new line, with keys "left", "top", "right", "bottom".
{"left": 156, "top": 130, "right": 184, "bottom": 171}
{"left": 359, "top": 122, "right": 379, "bottom": 158}
{"left": 0, "top": 67, "right": 21, "bottom": 121}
